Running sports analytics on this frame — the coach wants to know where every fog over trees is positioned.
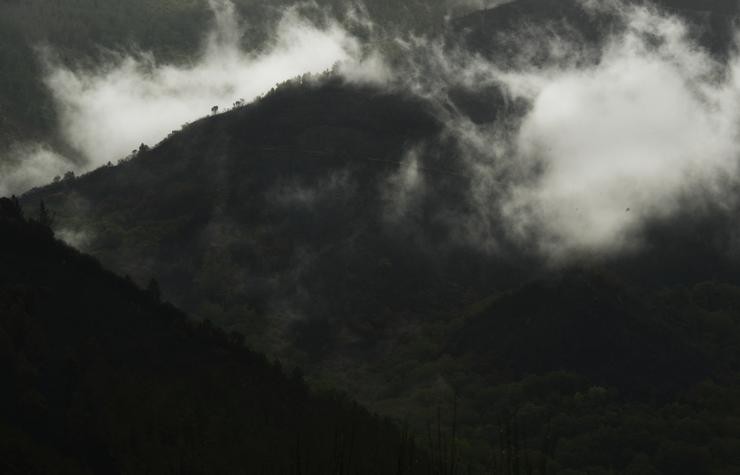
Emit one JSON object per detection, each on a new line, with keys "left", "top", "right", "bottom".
{"left": 4, "top": 0, "right": 740, "bottom": 473}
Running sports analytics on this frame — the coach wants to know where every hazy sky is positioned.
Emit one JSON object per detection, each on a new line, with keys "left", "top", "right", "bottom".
{"left": 44, "top": 0, "right": 387, "bottom": 169}
{"left": 0, "top": 0, "right": 387, "bottom": 196}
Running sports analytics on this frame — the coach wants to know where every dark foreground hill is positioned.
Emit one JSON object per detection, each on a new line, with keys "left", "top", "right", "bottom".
{"left": 0, "top": 197, "right": 436, "bottom": 475}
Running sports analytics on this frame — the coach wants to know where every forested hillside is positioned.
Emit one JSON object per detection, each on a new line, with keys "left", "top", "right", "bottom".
{"left": 0, "top": 196, "right": 439, "bottom": 474}
{"left": 10, "top": 0, "right": 740, "bottom": 472}
{"left": 22, "top": 75, "right": 740, "bottom": 473}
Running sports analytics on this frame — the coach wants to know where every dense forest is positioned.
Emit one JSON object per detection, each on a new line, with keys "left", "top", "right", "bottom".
{"left": 22, "top": 73, "right": 740, "bottom": 475}
{"left": 0, "top": 197, "right": 444, "bottom": 474}
{"left": 6, "top": 0, "right": 740, "bottom": 473}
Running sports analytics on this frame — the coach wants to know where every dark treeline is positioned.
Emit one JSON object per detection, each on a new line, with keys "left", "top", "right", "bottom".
{"left": 0, "top": 196, "right": 442, "bottom": 475}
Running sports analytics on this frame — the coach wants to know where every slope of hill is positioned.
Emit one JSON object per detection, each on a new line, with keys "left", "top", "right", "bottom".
{"left": 16, "top": 1, "right": 740, "bottom": 472}
{"left": 0, "top": 0, "right": 454, "bottom": 153}
{"left": 21, "top": 78, "right": 452, "bottom": 350}
{"left": 21, "top": 73, "right": 740, "bottom": 473}
{"left": 0, "top": 196, "right": 436, "bottom": 474}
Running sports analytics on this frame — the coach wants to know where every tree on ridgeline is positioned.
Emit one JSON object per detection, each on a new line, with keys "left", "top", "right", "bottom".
{"left": 37, "top": 200, "right": 54, "bottom": 229}
{"left": 147, "top": 277, "right": 161, "bottom": 302}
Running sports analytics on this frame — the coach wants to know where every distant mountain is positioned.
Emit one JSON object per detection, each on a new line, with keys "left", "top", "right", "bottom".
{"left": 21, "top": 74, "right": 740, "bottom": 472}
{"left": 454, "top": 0, "right": 739, "bottom": 61}
{"left": 20, "top": 78, "right": 502, "bottom": 356}
{"left": 0, "top": 196, "right": 438, "bottom": 474}
{"left": 452, "top": 270, "right": 712, "bottom": 395}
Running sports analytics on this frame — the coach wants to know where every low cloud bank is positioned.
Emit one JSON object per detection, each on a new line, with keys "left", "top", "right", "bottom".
{"left": 45, "top": 0, "right": 388, "bottom": 168}
{"left": 0, "top": 144, "right": 70, "bottom": 197}
{"left": 506, "top": 6, "right": 740, "bottom": 258}
{"left": 389, "top": 1, "right": 740, "bottom": 260}
{"left": 9, "top": 0, "right": 740, "bottom": 262}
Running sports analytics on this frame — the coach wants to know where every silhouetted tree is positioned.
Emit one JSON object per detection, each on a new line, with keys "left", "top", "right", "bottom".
{"left": 0, "top": 196, "right": 23, "bottom": 220}
{"left": 11, "top": 195, "right": 23, "bottom": 219}
{"left": 146, "top": 278, "right": 161, "bottom": 302}
{"left": 38, "top": 200, "right": 54, "bottom": 229}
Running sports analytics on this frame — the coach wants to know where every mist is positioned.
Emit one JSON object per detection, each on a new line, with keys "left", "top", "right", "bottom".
{"left": 7, "top": 0, "right": 740, "bottom": 263}
{"left": 41, "top": 0, "right": 387, "bottom": 171}
{"left": 0, "top": 144, "right": 70, "bottom": 197}
{"left": 390, "top": 1, "right": 740, "bottom": 260}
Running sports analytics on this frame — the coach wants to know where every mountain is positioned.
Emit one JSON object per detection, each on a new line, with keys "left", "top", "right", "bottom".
{"left": 0, "top": 0, "right": 453, "bottom": 153}
{"left": 452, "top": 271, "right": 712, "bottom": 395}
{"left": 20, "top": 75, "right": 740, "bottom": 473}
{"left": 14, "top": 0, "right": 740, "bottom": 472}
{"left": 454, "top": 0, "right": 739, "bottom": 65}
{"left": 0, "top": 196, "right": 440, "bottom": 474}
{"left": 19, "top": 77, "right": 518, "bottom": 360}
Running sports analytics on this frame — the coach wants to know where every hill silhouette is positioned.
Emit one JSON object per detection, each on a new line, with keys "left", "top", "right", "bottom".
{"left": 0, "top": 196, "right": 437, "bottom": 474}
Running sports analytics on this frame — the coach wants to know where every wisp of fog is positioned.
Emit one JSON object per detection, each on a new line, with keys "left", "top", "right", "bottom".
{"left": 0, "top": 144, "right": 70, "bottom": 197}
{"left": 507, "top": 7, "right": 740, "bottom": 259}
{"left": 392, "top": 1, "right": 740, "bottom": 260}
{"left": 0, "top": 0, "right": 386, "bottom": 196}
{"left": 46, "top": 0, "right": 388, "bottom": 167}
{"left": 7, "top": 0, "right": 740, "bottom": 262}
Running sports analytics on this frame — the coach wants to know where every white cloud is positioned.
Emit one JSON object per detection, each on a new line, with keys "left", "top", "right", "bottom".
{"left": 11, "top": 0, "right": 740, "bottom": 264}
{"left": 0, "top": 143, "right": 71, "bottom": 196}
{"left": 382, "top": 147, "right": 426, "bottom": 223}
{"left": 395, "top": 1, "right": 740, "bottom": 260}
{"left": 42, "top": 0, "right": 388, "bottom": 170}
{"left": 57, "top": 227, "right": 94, "bottom": 250}
{"left": 502, "top": 5, "right": 740, "bottom": 258}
